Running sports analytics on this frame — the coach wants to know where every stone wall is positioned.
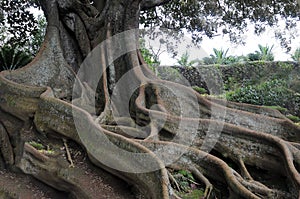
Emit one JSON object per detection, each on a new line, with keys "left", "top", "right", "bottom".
{"left": 156, "top": 61, "right": 300, "bottom": 116}
{"left": 167, "top": 61, "right": 300, "bottom": 93}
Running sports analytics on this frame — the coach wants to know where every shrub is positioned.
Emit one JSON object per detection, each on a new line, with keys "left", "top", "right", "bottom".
{"left": 226, "top": 79, "right": 296, "bottom": 107}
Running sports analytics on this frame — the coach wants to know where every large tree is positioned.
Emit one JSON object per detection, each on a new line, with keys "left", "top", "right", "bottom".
{"left": 0, "top": 0, "right": 300, "bottom": 198}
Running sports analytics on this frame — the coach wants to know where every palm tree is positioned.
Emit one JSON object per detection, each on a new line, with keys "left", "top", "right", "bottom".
{"left": 291, "top": 48, "right": 300, "bottom": 63}
{"left": 255, "top": 44, "right": 274, "bottom": 61}
{"left": 212, "top": 48, "right": 229, "bottom": 64}
{"left": 176, "top": 51, "right": 197, "bottom": 67}
{"left": 0, "top": 45, "right": 32, "bottom": 71}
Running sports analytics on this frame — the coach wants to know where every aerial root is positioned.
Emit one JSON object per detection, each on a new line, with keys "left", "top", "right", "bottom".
{"left": 187, "top": 165, "right": 213, "bottom": 198}
{"left": 101, "top": 124, "right": 148, "bottom": 138}
{"left": 145, "top": 122, "right": 160, "bottom": 140}
{"left": 167, "top": 163, "right": 217, "bottom": 199}
{"left": 232, "top": 169, "right": 291, "bottom": 198}
{"left": 238, "top": 158, "right": 253, "bottom": 180}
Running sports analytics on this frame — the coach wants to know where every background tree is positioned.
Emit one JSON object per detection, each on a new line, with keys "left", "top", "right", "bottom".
{"left": 0, "top": 0, "right": 300, "bottom": 199}
{"left": 256, "top": 44, "right": 275, "bottom": 61}
{"left": 247, "top": 44, "right": 274, "bottom": 61}
{"left": 176, "top": 51, "right": 197, "bottom": 67}
{"left": 0, "top": 0, "right": 40, "bottom": 48}
{"left": 0, "top": 1, "right": 46, "bottom": 71}
{"left": 212, "top": 48, "right": 229, "bottom": 64}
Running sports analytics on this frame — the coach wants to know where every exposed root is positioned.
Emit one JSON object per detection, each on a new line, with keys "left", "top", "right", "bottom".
{"left": 188, "top": 165, "right": 213, "bottom": 198}
{"left": 238, "top": 158, "right": 253, "bottom": 180}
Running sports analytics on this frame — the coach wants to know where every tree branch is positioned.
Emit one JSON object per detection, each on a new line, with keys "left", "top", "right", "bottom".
{"left": 141, "top": 0, "right": 171, "bottom": 10}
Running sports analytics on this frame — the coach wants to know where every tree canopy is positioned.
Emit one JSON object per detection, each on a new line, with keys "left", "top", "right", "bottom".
{"left": 1, "top": 0, "right": 299, "bottom": 51}
{"left": 0, "top": 0, "right": 40, "bottom": 47}
{"left": 141, "top": 0, "right": 300, "bottom": 50}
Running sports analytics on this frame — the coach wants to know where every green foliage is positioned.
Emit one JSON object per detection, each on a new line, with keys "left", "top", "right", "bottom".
{"left": 28, "top": 141, "right": 55, "bottom": 155}
{"left": 201, "top": 50, "right": 248, "bottom": 65}
{"left": 256, "top": 44, "right": 274, "bottom": 61}
{"left": 28, "top": 15, "right": 47, "bottom": 55}
{"left": 247, "top": 44, "right": 274, "bottom": 61}
{"left": 178, "top": 170, "right": 194, "bottom": 180}
{"left": 140, "top": 39, "right": 160, "bottom": 68}
{"left": 0, "top": 3, "right": 46, "bottom": 71}
{"left": 201, "top": 48, "right": 229, "bottom": 65}
{"left": 0, "top": 0, "right": 40, "bottom": 48}
{"left": 179, "top": 189, "right": 204, "bottom": 199}
{"left": 0, "top": 1, "right": 46, "bottom": 57}
{"left": 0, "top": 45, "right": 32, "bottom": 71}
{"left": 176, "top": 52, "right": 197, "bottom": 67}
{"left": 247, "top": 53, "right": 261, "bottom": 61}
{"left": 192, "top": 86, "right": 207, "bottom": 94}
{"left": 173, "top": 170, "right": 195, "bottom": 192}
{"left": 200, "top": 44, "right": 275, "bottom": 65}
{"left": 291, "top": 48, "right": 300, "bottom": 62}
{"left": 224, "top": 55, "right": 248, "bottom": 64}
{"left": 202, "top": 56, "right": 215, "bottom": 65}
{"left": 263, "top": 106, "right": 288, "bottom": 113}
{"left": 212, "top": 48, "right": 229, "bottom": 64}
{"left": 28, "top": 141, "right": 44, "bottom": 150}
{"left": 226, "top": 79, "right": 298, "bottom": 107}
{"left": 287, "top": 115, "right": 300, "bottom": 123}
{"left": 172, "top": 170, "right": 205, "bottom": 198}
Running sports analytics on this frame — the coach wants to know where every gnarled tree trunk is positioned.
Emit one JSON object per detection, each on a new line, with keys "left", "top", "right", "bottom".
{"left": 0, "top": 0, "right": 300, "bottom": 198}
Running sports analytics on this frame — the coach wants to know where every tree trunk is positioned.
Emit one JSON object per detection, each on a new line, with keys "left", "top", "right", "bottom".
{"left": 0, "top": 0, "right": 300, "bottom": 198}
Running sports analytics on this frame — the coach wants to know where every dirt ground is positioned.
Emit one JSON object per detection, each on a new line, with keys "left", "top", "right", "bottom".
{"left": 0, "top": 137, "right": 143, "bottom": 199}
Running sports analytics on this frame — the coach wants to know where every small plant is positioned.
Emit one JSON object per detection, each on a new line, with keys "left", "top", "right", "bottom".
{"left": 180, "top": 189, "right": 205, "bottom": 199}
{"left": 39, "top": 149, "right": 55, "bottom": 155}
{"left": 171, "top": 169, "right": 205, "bottom": 198}
{"left": 192, "top": 86, "right": 207, "bottom": 94}
{"left": 176, "top": 51, "right": 197, "bottom": 67}
{"left": 212, "top": 48, "right": 229, "bottom": 64}
{"left": 200, "top": 48, "right": 243, "bottom": 65}
{"left": 140, "top": 38, "right": 161, "bottom": 69}
{"left": 226, "top": 79, "right": 296, "bottom": 106}
{"left": 247, "top": 44, "right": 274, "bottom": 61}
{"left": 287, "top": 115, "right": 300, "bottom": 123}
{"left": 28, "top": 141, "right": 44, "bottom": 150}
{"left": 291, "top": 48, "right": 300, "bottom": 63}
{"left": 28, "top": 141, "right": 56, "bottom": 155}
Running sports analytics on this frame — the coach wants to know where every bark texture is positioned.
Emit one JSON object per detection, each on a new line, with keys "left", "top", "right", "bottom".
{"left": 0, "top": 0, "right": 300, "bottom": 198}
